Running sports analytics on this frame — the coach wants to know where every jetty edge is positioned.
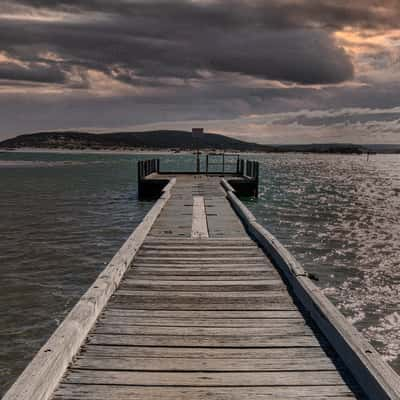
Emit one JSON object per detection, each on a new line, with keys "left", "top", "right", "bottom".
{"left": 2, "top": 157, "right": 399, "bottom": 400}
{"left": 2, "top": 179, "right": 176, "bottom": 400}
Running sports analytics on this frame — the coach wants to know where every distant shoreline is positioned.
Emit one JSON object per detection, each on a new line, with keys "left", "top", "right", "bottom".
{"left": 0, "top": 147, "right": 184, "bottom": 155}
{"left": 1, "top": 147, "right": 398, "bottom": 156}
{"left": 2, "top": 130, "right": 400, "bottom": 154}
{"left": 0, "top": 147, "right": 263, "bottom": 156}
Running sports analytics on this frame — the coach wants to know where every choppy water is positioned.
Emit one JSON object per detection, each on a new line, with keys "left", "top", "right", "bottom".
{"left": 0, "top": 152, "right": 399, "bottom": 395}
{"left": 245, "top": 153, "right": 400, "bottom": 370}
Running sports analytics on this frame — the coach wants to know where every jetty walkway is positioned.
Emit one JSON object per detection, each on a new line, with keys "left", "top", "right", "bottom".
{"left": 3, "top": 159, "right": 400, "bottom": 400}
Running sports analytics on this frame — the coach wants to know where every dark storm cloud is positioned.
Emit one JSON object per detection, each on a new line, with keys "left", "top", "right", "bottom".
{"left": 0, "top": 0, "right": 356, "bottom": 86}
{"left": 0, "top": 61, "right": 67, "bottom": 84}
{"left": 4, "top": 0, "right": 400, "bottom": 30}
{"left": 1, "top": 0, "right": 399, "bottom": 142}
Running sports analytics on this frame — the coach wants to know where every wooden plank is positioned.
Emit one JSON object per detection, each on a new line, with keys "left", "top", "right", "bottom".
{"left": 102, "top": 309, "right": 304, "bottom": 319}
{"left": 137, "top": 250, "right": 264, "bottom": 257}
{"left": 191, "top": 196, "right": 209, "bottom": 238}
{"left": 121, "top": 279, "right": 282, "bottom": 285}
{"left": 92, "top": 324, "right": 313, "bottom": 336}
{"left": 110, "top": 296, "right": 297, "bottom": 311}
{"left": 140, "top": 245, "right": 258, "bottom": 250}
{"left": 53, "top": 385, "right": 359, "bottom": 400}
{"left": 97, "top": 316, "right": 305, "bottom": 327}
{"left": 80, "top": 345, "right": 330, "bottom": 359}
{"left": 126, "top": 271, "right": 277, "bottom": 278}
{"left": 119, "top": 280, "right": 284, "bottom": 292}
{"left": 88, "top": 333, "right": 322, "bottom": 348}
{"left": 108, "top": 302, "right": 298, "bottom": 311}
{"left": 63, "top": 370, "right": 347, "bottom": 386}
{"left": 130, "top": 265, "right": 274, "bottom": 271}
{"left": 132, "top": 257, "right": 267, "bottom": 264}
{"left": 74, "top": 355, "right": 338, "bottom": 372}
{"left": 144, "top": 238, "right": 254, "bottom": 244}
{"left": 115, "top": 290, "right": 288, "bottom": 298}
{"left": 127, "top": 274, "right": 275, "bottom": 280}
{"left": 131, "top": 263, "right": 272, "bottom": 269}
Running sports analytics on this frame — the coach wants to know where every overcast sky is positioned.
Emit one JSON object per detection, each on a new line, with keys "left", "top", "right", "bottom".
{"left": 1, "top": 0, "right": 400, "bottom": 143}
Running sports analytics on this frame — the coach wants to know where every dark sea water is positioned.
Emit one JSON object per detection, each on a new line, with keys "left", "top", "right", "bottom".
{"left": 0, "top": 152, "right": 399, "bottom": 395}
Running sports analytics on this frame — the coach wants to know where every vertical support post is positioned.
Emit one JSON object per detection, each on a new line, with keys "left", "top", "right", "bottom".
{"left": 255, "top": 161, "right": 259, "bottom": 197}
{"left": 156, "top": 159, "right": 160, "bottom": 173}
{"left": 206, "top": 155, "right": 209, "bottom": 175}
{"left": 196, "top": 150, "right": 200, "bottom": 174}
{"left": 222, "top": 152, "right": 225, "bottom": 174}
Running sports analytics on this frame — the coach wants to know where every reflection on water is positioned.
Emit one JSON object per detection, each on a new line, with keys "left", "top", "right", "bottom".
{"left": 245, "top": 153, "right": 400, "bottom": 371}
{"left": 0, "top": 152, "right": 399, "bottom": 395}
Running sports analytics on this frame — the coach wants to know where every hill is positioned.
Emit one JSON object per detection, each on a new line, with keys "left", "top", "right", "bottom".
{"left": 0, "top": 130, "right": 274, "bottom": 152}
{"left": 1, "top": 130, "right": 398, "bottom": 153}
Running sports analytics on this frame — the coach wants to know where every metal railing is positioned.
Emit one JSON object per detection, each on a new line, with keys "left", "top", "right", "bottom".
{"left": 137, "top": 159, "right": 159, "bottom": 180}
{"left": 238, "top": 159, "right": 259, "bottom": 181}
{"left": 206, "top": 153, "right": 240, "bottom": 174}
{"left": 138, "top": 156, "right": 259, "bottom": 182}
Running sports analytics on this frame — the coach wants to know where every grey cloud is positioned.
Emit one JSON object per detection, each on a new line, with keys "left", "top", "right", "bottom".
{"left": 275, "top": 111, "right": 400, "bottom": 127}
{"left": 0, "top": 61, "right": 67, "bottom": 84}
{"left": 1, "top": 0, "right": 399, "bottom": 143}
{"left": 0, "top": 13, "right": 354, "bottom": 86}
{"left": 3, "top": 0, "right": 400, "bottom": 30}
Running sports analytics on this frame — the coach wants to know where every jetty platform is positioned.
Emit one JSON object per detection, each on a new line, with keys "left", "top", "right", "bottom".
{"left": 3, "top": 157, "right": 400, "bottom": 400}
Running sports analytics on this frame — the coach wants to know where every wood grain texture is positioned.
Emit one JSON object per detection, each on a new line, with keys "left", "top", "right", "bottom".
{"left": 191, "top": 196, "right": 209, "bottom": 238}
{"left": 53, "top": 385, "right": 361, "bottom": 400}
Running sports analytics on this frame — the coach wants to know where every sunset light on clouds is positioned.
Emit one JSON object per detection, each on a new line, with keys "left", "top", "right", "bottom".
{"left": 1, "top": 0, "right": 400, "bottom": 143}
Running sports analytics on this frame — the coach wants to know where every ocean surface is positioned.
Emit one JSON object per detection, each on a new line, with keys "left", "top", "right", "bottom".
{"left": 0, "top": 151, "right": 399, "bottom": 395}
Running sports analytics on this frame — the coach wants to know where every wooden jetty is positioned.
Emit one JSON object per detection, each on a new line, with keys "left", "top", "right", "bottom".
{"left": 3, "top": 157, "right": 400, "bottom": 400}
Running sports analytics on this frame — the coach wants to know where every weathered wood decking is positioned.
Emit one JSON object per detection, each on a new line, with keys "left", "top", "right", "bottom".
{"left": 52, "top": 175, "right": 364, "bottom": 399}
{"left": 4, "top": 172, "right": 400, "bottom": 400}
